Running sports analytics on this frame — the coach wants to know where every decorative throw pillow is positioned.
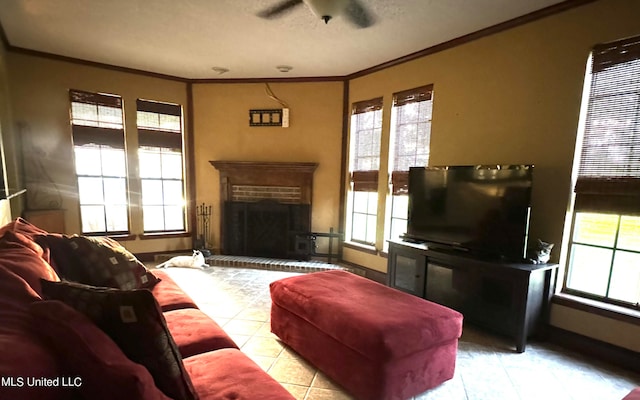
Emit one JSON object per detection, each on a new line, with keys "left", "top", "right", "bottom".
{"left": 30, "top": 300, "right": 172, "bottom": 400}
{"left": 0, "top": 231, "right": 60, "bottom": 295}
{"left": 0, "top": 217, "right": 49, "bottom": 239}
{"left": 36, "top": 234, "right": 160, "bottom": 290}
{"left": 40, "top": 279, "right": 198, "bottom": 400}
{"left": 0, "top": 217, "right": 52, "bottom": 264}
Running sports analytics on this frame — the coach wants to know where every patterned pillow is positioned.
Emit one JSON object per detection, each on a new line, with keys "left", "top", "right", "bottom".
{"left": 40, "top": 279, "right": 197, "bottom": 400}
{"left": 37, "top": 234, "right": 160, "bottom": 290}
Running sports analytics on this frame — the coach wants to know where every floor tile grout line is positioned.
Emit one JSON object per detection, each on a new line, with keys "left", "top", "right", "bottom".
{"left": 303, "top": 371, "right": 319, "bottom": 400}
{"left": 162, "top": 266, "right": 640, "bottom": 400}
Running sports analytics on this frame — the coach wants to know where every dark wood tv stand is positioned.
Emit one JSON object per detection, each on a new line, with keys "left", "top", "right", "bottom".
{"left": 387, "top": 239, "right": 558, "bottom": 352}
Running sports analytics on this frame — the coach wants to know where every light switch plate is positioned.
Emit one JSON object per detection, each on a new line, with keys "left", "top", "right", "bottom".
{"left": 249, "top": 109, "right": 283, "bottom": 126}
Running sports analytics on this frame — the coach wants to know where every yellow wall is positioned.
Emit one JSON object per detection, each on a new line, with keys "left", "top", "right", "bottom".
{"left": 192, "top": 82, "right": 344, "bottom": 250}
{"left": 0, "top": 40, "right": 24, "bottom": 218}
{"left": 550, "top": 305, "right": 640, "bottom": 353}
{"left": 2, "top": 0, "right": 638, "bottom": 352}
{"left": 345, "top": 0, "right": 640, "bottom": 350}
{"left": 5, "top": 55, "right": 344, "bottom": 253}
{"left": 6, "top": 53, "right": 191, "bottom": 253}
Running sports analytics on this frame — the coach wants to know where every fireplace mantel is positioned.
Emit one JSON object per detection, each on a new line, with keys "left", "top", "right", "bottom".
{"left": 210, "top": 161, "right": 318, "bottom": 204}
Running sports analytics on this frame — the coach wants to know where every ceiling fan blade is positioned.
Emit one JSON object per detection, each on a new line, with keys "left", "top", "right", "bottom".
{"left": 344, "top": 0, "right": 375, "bottom": 28}
{"left": 256, "top": 0, "right": 304, "bottom": 19}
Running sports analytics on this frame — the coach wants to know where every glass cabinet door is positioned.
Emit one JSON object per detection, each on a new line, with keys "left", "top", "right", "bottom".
{"left": 391, "top": 252, "right": 426, "bottom": 297}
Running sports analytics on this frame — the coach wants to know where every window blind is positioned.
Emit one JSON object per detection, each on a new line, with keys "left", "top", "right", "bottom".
{"left": 71, "top": 90, "right": 121, "bottom": 108}
{"left": 574, "top": 35, "right": 640, "bottom": 214}
{"left": 390, "top": 85, "right": 433, "bottom": 195}
{"left": 70, "top": 89, "right": 124, "bottom": 148}
{"left": 136, "top": 99, "right": 181, "bottom": 116}
{"left": 350, "top": 170, "right": 379, "bottom": 192}
{"left": 136, "top": 99, "right": 183, "bottom": 149}
{"left": 393, "top": 84, "right": 433, "bottom": 107}
{"left": 351, "top": 97, "right": 383, "bottom": 192}
{"left": 352, "top": 97, "right": 383, "bottom": 115}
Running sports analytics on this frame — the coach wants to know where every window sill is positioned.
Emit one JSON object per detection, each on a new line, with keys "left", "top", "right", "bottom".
{"left": 343, "top": 241, "right": 378, "bottom": 255}
{"left": 552, "top": 293, "right": 640, "bottom": 326}
{"left": 83, "top": 233, "right": 137, "bottom": 241}
{"left": 138, "top": 232, "right": 192, "bottom": 240}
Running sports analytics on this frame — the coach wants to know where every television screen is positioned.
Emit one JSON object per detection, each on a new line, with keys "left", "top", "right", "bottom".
{"left": 406, "top": 165, "right": 533, "bottom": 261}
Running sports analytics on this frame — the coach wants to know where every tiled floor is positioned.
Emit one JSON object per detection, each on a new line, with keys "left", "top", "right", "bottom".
{"left": 157, "top": 264, "right": 640, "bottom": 400}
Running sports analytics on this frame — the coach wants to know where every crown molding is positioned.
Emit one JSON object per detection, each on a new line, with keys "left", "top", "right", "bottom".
{"left": 0, "top": 0, "right": 598, "bottom": 84}
{"left": 6, "top": 45, "right": 189, "bottom": 83}
{"left": 346, "top": 0, "right": 599, "bottom": 80}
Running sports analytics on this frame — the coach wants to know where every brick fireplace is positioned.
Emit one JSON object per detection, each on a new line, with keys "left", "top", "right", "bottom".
{"left": 210, "top": 161, "right": 318, "bottom": 259}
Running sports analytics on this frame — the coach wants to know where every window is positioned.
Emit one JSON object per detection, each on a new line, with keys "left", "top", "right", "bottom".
{"left": 386, "top": 85, "right": 433, "bottom": 243}
{"left": 70, "top": 90, "right": 128, "bottom": 234}
{"left": 565, "top": 36, "right": 640, "bottom": 309}
{"left": 137, "top": 100, "right": 186, "bottom": 233}
{"left": 347, "top": 97, "right": 383, "bottom": 245}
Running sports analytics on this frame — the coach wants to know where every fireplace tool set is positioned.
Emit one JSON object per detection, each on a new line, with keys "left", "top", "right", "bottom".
{"left": 195, "top": 203, "right": 212, "bottom": 256}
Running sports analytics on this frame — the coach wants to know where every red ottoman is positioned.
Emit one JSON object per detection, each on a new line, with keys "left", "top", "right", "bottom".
{"left": 624, "top": 388, "right": 640, "bottom": 400}
{"left": 270, "top": 270, "right": 463, "bottom": 400}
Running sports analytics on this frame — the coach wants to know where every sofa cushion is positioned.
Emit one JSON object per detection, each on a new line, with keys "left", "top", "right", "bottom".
{"left": 0, "top": 332, "right": 70, "bottom": 400}
{"left": 37, "top": 234, "right": 160, "bottom": 290}
{"left": 183, "top": 348, "right": 295, "bottom": 400}
{"left": 40, "top": 279, "right": 197, "bottom": 400}
{"left": 0, "top": 262, "right": 42, "bottom": 304}
{"left": 151, "top": 269, "right": 198, "bottom": 311}
{"left": 0, "top": 266, "right": 68, "bottom": 400}
{"left": 0, "top": 231, "right": 59, "bottom": 295}
{"left": 30, "top": 300, "right": 172, "bottom": 400}
{"left": 164, "top": 308, "right": 238, "bottom": 358}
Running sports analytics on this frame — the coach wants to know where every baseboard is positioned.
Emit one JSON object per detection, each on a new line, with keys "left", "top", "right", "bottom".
{"left": 339, "top": 260, "right": 387, "bottom": 284}
{"left": 543, "top": 324, "right": 640, "bottom": 374}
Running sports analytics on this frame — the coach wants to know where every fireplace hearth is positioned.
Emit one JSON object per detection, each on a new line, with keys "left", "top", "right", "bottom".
{"left": 211, "top": 161, "right": 318, "bottom": 260}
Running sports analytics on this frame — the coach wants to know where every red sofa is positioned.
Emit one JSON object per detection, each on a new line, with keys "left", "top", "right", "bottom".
{"left": 0, "top": 218, "right": 294, "bottom": 400}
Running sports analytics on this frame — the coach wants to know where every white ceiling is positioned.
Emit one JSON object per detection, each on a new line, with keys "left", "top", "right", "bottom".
{"left": 0, "top": 0, "right": 568, "bottom": 80}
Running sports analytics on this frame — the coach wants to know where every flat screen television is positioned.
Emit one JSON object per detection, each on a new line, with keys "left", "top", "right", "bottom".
{"left": 405, "top": 165, "right": 533, "bottom": 261}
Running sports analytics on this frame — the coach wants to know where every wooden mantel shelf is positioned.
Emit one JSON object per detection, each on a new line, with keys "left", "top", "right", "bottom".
{"left": 209, "top": 161, "right": 318, "bottom": 175}
{"left": 209, "top": 161, "right": 318, "bottom": 198}
{"left": 209, "top": 161, "right": 319, "bottom": 205}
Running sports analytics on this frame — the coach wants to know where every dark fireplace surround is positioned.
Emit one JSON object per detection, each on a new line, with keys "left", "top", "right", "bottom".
{"left": 210, "top": 161, "right": 318, "bottom": 259}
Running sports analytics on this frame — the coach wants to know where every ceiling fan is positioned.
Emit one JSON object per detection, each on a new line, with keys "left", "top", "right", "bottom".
{"left": 257, "top": 0, "right": 376, "bottom": 28}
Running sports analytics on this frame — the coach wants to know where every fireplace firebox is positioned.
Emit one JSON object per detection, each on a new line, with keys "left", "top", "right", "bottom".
{"left": 224, "top": 200, "right": 310, "bottom": 259}
{"left": 210, "top": 161, "right": 318, "bottom": 259}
